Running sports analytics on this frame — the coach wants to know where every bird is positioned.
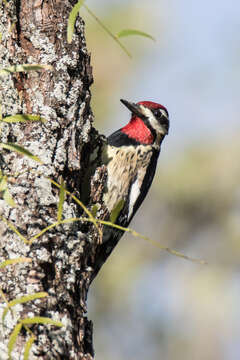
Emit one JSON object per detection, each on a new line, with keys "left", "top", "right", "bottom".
{"left": 92, "top": 99, "right": 169, "bottom": 280}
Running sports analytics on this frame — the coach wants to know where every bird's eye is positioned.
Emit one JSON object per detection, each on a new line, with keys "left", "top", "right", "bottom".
{"left": 153, "top": 109, "right": 168, "bottom": 119}
{"left": 153, "top": 109, "right": 160, "bottom": 117}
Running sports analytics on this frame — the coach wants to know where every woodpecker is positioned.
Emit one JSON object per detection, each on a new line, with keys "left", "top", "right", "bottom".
{"left": 92, "top": 99, "right": 169, "bottom": 279}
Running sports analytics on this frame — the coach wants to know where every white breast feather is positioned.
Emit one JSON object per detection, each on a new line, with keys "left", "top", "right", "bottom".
{"left": 128, "top": 175, "right": 140, "bottom": 220}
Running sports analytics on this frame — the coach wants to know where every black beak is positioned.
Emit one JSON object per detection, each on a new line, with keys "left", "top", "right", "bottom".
{"left": 120, "top": 99, "right": 143, "bottom": 118}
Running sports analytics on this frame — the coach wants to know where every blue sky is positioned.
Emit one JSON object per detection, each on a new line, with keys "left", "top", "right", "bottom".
{"left": 89, "top": 0, "right": 240, "bottom": 158}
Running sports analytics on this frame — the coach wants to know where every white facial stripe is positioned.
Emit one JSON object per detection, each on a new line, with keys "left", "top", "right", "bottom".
{"left": 160, "top": 109, "right": 168, "bottom": 118}
{"left": 140, "top": 106, "right": 166, "bottom": 135}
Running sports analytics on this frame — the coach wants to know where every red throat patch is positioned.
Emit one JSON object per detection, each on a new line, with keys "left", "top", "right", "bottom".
{"left": 121, "top": 116, "right": 154, "bottom": 144}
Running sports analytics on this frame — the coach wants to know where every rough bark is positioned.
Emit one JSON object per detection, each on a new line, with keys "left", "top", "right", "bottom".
{"left": 0, "top": 1, "right": 105, "bottom": 359}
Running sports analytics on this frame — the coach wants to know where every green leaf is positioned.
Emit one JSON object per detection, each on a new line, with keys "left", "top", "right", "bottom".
{"left": 67, "top": 0, "right": 85, "bottom": 43}
{"left": 21, "top": 316, "right": 63, "bottom": 327}
{"left": 110, "top": 199, "right": 125, "bottom": 224}
{"left": 0, "top": 174, "right": 16, "bottom": 206}
{"left": 2, "top": 292, "right": 48, "bottom": 324}
{"left": 3, "top": 187, "right": 16, "bottom": 207}
{"left": 2, "top": 114, "right": 46, "bottom": 123}
{"left": 57, "top": 179, "right": 65, "bottom": 222}
{"left": 0, "top": 64, "right": 53, "bottom": 76}
{"left": 83, "top": 4, "right": 132, "bottom": 58}
{"left": 0, "top": 142, "right": 42, "bottom": 163}
{"left": 0, "top": 257, "right": 32, "bottom": 269}
{"left": 91, "top": 204, "right": 100, "bottom": 218}
{"left": 49, "top": 178, "right": 102, "bottom": 238}
{"left": 116, "top": 29, "right": 155, "bottom": 41}
{"left": 23, "top": 335, "right": 35, "bottom": 360}
{"left": 8, "top": 323, "right": 22, "bottom": 359}
{"left": 0, "top": 174, "right": 7, "bottom": 192}
{"left": 0, "top": 216, "right": 28, "bottom": 243}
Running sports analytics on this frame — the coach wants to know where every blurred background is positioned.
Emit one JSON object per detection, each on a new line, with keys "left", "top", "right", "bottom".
{"left": 83, "top": 1, "right": 240, "bottom": 359}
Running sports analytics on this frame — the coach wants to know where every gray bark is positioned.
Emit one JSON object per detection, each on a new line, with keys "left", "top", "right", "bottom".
{"left": 0, "top": 1, "right": 105, "bottom": 358}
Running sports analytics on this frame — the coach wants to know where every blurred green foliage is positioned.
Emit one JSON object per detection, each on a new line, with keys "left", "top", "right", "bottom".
{"left": 89, "top": 137, "right": 240, "bottom": 360}
{"left": 84, "top": 2, "right": 240, "bottom": 360}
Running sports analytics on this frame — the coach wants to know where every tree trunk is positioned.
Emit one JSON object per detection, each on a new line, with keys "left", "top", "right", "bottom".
{"left": 0, "top": 1, "right": 105, "bottom": 358}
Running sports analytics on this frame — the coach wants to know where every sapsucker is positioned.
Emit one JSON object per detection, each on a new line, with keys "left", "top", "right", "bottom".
{"left": 92, "top": 99, "right": 169, "bottom": 279}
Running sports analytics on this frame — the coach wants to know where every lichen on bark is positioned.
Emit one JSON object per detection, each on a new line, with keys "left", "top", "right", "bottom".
{"left": 0, "top": 1, "right": 104, "bottom": 359}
